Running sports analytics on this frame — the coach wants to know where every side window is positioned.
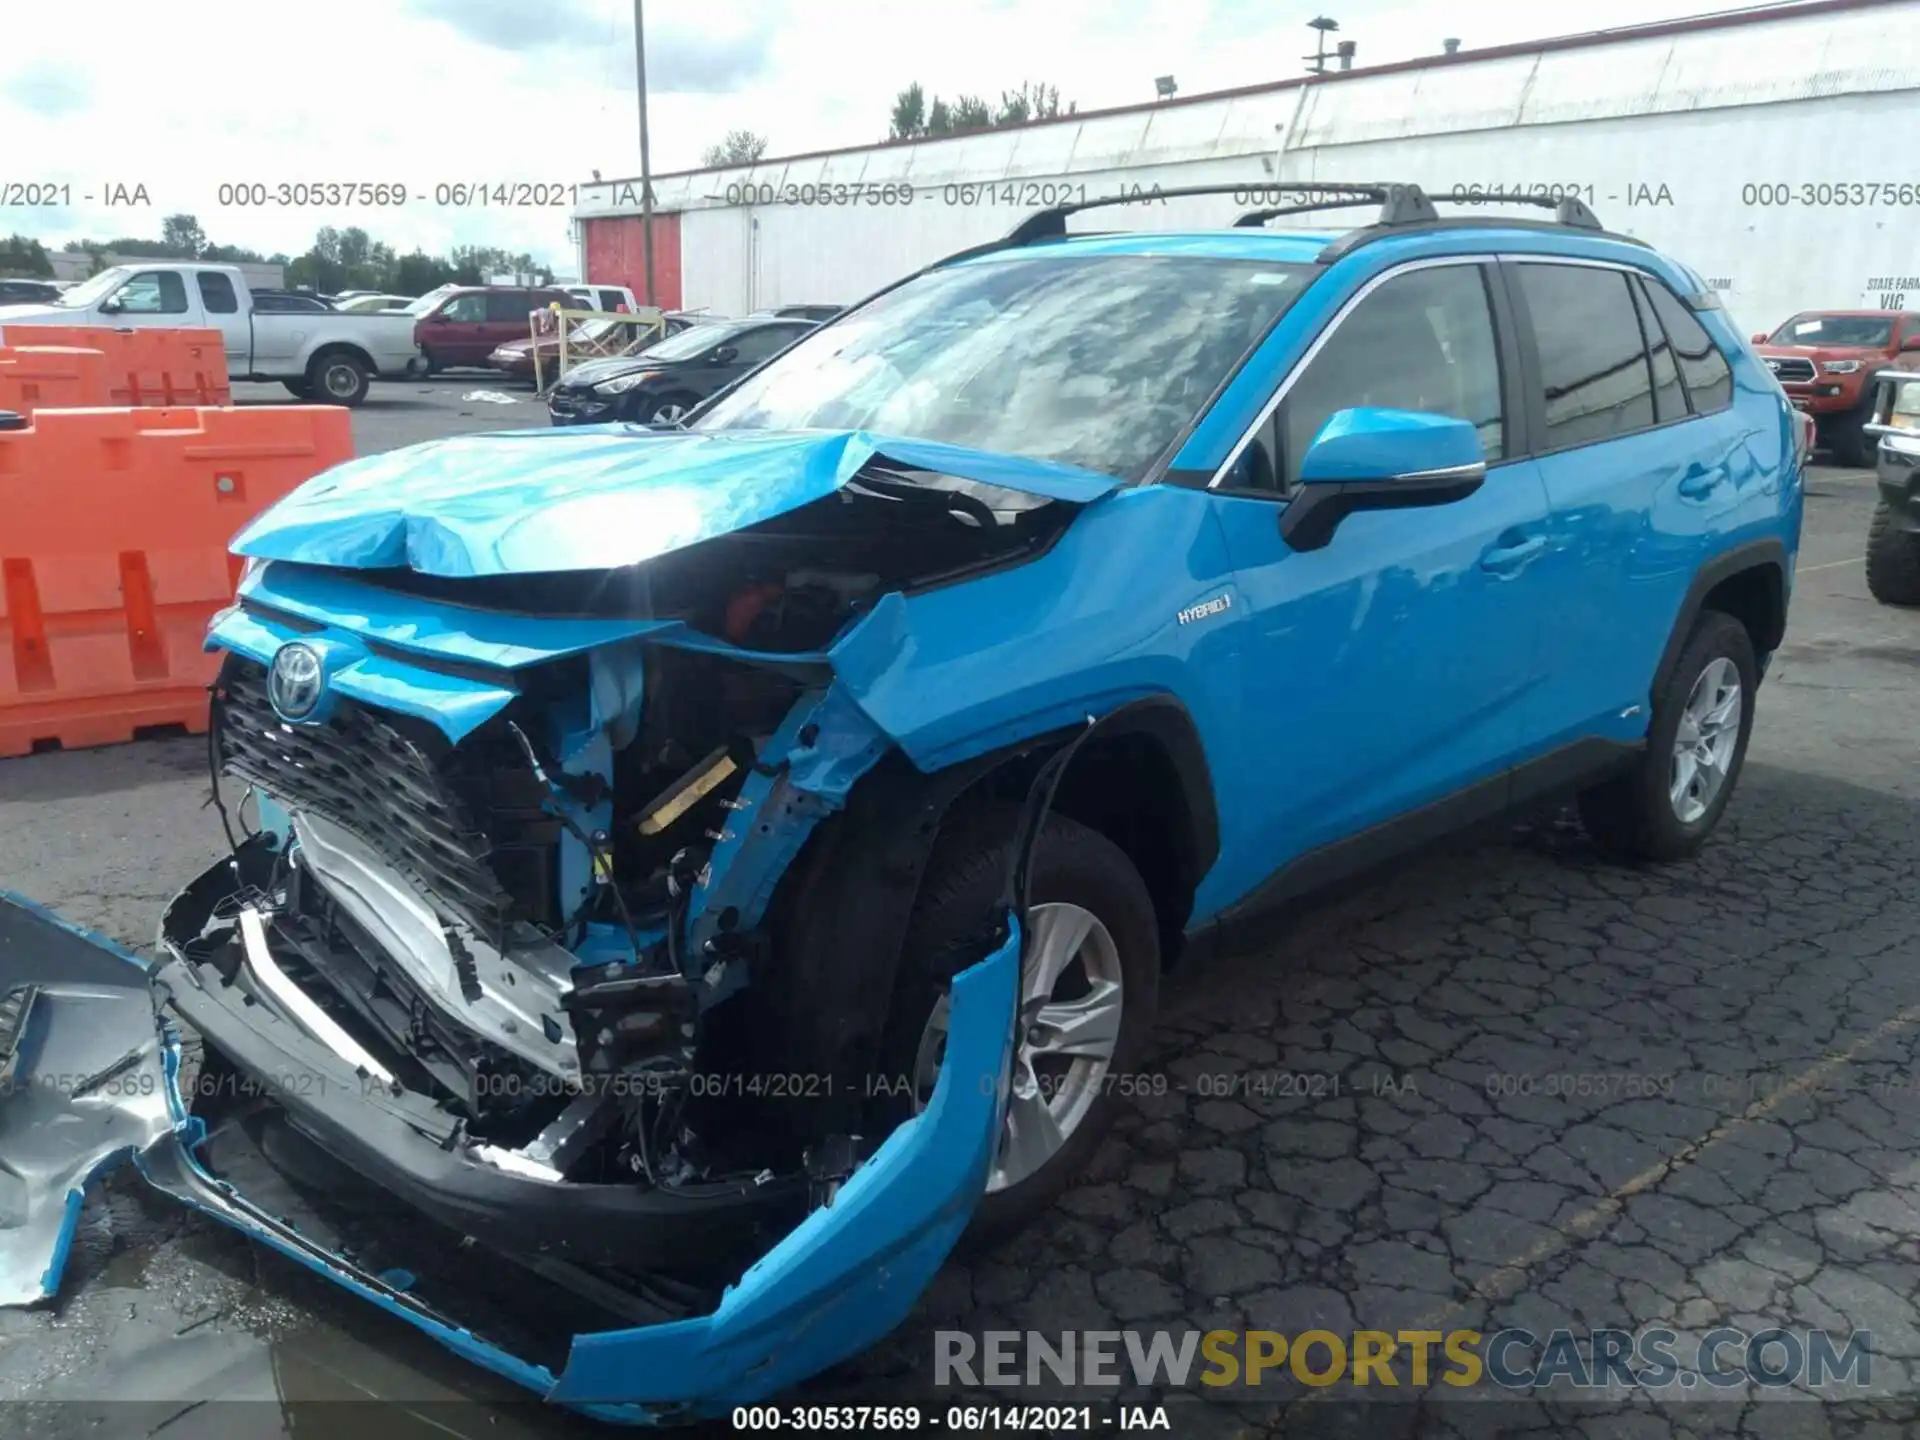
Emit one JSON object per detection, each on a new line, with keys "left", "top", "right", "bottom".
{"left": 197, "top": 272, "right": 239, "bottom": 315}
{"left": 1516, "top": 264, "right": 1655, "bottom": 448}
{"left": 441, "top": 294, "right": 487, "bottom": 323}
{"left": 117, "top": 271, "right": 189, "bottom": 315}
{"left": 598, "top": 288, "right": 627, "bottom": 311}
{"left": 724, "top": 325, "right": 805, "bottom": 366}
{"left": 1629, "top": 277, "right": 1686, "bottom": 423}
{"left": 1276, "top": 263, "right": 1506, "bottom": 488}
{"left": 486, "top": 290, "right": 537, "bottom": 323}
{"left": 1642, "top": 279, "right": 1734, "bottom": 415}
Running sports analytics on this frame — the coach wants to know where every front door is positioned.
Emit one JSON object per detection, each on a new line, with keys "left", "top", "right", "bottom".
{"left": 1208, "top": 258, "right": 1555, "bottom": 878}
{"left": 101, "top": 270, "right": 197, "bottom": 331}
{"left": 421, "top": 293, "right": 489, "bottom": 366}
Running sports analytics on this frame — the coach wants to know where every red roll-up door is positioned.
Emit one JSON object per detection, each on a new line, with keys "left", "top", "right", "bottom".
{"left": 584, "top": 214, "right": 682, "bottom": 310}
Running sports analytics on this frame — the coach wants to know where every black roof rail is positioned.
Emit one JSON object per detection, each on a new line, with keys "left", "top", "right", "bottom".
{"left": 1000, "top": 181, "right": 1430, "bottom": 246}
{"left": 920, "top": 182, "right": 1635, "bottom": 277}
{"left": 1315, "top": 191, "right": 1648, "bottom": 262}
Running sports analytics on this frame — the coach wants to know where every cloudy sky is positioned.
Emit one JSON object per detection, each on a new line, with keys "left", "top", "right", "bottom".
{"left": 1, "top": 0, "right": 1767, "bottom": 274}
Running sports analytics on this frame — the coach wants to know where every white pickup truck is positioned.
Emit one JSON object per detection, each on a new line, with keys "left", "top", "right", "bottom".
{"left": 0, "top": 262, "right": 423, "bottom": 406}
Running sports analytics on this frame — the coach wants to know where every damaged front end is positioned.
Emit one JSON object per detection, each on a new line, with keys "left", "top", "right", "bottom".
{"left": 3, "top": 427, "right": 1114, "bottom": 1418}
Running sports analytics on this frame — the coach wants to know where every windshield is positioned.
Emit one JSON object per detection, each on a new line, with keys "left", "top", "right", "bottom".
{"left": 1771, "top": 314, "right": 1895, "bottom": 347}
{"left": 55, "top": 266, "right": 135, "bottom": 307}
{"left": 402, "top": 285, "right": 457, "bottom": 316}
{"left": 644, "top": 321, "right": 747, "bottom": 362}
{"left": 694, "top": 254, "right": 1316, "bottom": 481}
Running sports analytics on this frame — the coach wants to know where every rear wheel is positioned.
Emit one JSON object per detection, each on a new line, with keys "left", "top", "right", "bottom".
{"left": 875, "top": 807, "right": 1160, "bottom": 1239}
{"left": 307, "top": 351, "right": 371, "bottom": 407}
{"left": 1578, "top": 610, "right": 1757, "bottom": 862}
{"left": 1866, "top": 497, "right": 1920, "bottom": 605}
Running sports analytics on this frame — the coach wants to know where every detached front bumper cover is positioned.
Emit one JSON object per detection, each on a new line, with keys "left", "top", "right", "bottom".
{"left": 0, "top": 883, "right": 1020, "bottom": 1420}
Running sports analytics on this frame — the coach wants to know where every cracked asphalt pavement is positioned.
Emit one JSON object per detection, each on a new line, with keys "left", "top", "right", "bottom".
{"left": 2, "top": 398, "right": 1917, "bottom": 1438}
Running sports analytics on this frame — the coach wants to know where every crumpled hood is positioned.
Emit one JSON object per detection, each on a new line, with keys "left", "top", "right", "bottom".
{"left": 228, "top": 427, "right": 1121, "bottom": 578}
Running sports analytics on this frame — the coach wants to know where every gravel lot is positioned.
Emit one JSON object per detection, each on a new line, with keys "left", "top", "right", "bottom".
{"left": 3, "top": 387, "right": 1917, "bottom": 1438}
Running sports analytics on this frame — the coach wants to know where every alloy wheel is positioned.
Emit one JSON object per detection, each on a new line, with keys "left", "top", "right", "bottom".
{"left": 912, "top": 901, "right": 1125, "bottom": 1194}
{"left": 1669, "top": 656, "right": 1742, "bottom": 824}
{"left": 651, "top": 402, "right": 687, "bottom": 424}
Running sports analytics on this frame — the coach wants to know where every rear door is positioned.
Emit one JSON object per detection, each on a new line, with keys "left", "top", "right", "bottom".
{"left": 1506, "top": 259, "right": 1744, "bottom": 755}
{"left": 193, "top": 271, "right": 252, "bottom": 371}
{"left": 482, "top": 289, "right": 540, "bottom": 356}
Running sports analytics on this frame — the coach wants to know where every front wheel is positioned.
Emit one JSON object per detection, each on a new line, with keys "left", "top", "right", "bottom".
{"left": 282, "top": 379, "right": 313, "bottom": 399}
{"left": 1578, "top": 610, "right": 1758, "bottom": 862}
{"left": 876, "top": 807, "right": 1160, "bottom": 1239}
{"left": 646, "top": 392, "right": 699, "bottom": 427}
{"left": 307, "top": 351, "right": 371, "bottom": 407}
{"left": 1865, "top": 497, "right": 1920, "bottom": 605}
{"left": 1831, "top": 392, "right": 1880, "bottom": 468}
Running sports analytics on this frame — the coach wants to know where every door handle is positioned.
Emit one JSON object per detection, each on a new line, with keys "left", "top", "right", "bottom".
{"left": 1479, "top": 534, "right": 1545, "bottom": 574}
{"left": 1678, "top": 465, "right": 1721, "bottom": 500}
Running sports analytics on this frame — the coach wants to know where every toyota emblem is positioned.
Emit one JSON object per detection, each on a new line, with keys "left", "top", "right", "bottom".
{"left": 267, "top": 643, "right": 325, "bottom": 721}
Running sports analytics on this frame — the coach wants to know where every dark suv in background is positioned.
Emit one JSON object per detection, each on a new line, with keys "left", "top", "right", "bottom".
{"left": 547, "top": 314, "right": 818, "bottom": 426}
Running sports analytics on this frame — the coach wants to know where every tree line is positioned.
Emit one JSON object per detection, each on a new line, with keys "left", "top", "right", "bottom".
{"left": 0, "top": 215, "right": 551, "bottom": 295}
{"left": 687, "top": 77, "right": 1075, "bottom": 176}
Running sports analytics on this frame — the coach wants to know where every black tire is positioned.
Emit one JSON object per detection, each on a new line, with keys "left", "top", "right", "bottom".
{"left": 1832, "top": 391, "right": 1879, "bottom": 468}
{"left": 1865, "top": 497, "right": 1920, "bottom": 606}
{"left": 873, "top": 806, "right": 1160, "bottom": 1241}
{"left": 307, "top": 350, "right": 371, "bottom": 407}
{"left": 645, "top": 391, "right": 700, "bottom": 427}
{"left": 1578, "top": 610, "right": 1758, "bottom": 863}
{"left": 282, "top": 379, "right": 313, "bottom": 399}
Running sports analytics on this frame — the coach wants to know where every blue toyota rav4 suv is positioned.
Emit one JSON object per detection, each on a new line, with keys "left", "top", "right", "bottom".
{"left": 6, "top": 184, "right": 1800, "bottom": 1417}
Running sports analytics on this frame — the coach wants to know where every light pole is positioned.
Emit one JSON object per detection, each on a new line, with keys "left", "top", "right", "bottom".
{"left": 633, "top": 0, "right": 656, "bottom": 307}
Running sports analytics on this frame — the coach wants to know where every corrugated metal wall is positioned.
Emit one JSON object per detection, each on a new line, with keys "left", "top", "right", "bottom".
{"left": 575, "top": 0, "right": 1920, "bottom": 327}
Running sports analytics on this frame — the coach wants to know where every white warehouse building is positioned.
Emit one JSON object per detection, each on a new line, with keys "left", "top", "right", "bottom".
{"left": 572, "top": 0, "right": 1920, "bottom": 333}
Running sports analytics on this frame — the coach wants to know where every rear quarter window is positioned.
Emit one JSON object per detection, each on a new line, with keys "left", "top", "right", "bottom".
{"left": 1643, "top": 280, "right": 1734, "bottom": 415}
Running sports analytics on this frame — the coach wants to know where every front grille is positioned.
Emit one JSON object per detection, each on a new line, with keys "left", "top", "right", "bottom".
{"left": 218, "top": 658, "right": 516, "bottom": 938}
{"left": 1768, "top": 357, "right": 1816, "bottom": 383}
{"left": 548, "top": 389, "right": 609, "bottom": 419}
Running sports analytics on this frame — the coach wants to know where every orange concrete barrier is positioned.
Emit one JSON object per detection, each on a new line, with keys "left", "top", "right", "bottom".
{"left": 0, "top": 326, "right": 230, "bottom": 406}
{"left": 0, "top": 405, "right": 353, "bottom": 757}
{"left": 0, "top": 345, "right": 113, "bottom": 415}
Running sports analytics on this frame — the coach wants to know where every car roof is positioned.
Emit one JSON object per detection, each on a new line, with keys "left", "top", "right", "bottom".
{"left": 941, "top": 224, "right": 1710, "bottom": 300}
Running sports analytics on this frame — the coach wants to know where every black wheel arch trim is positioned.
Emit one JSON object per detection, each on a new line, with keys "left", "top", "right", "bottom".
{"left": 1649, "top": 536, "right": 1788, "bottom": 703}
{"left": 757, "top": 693, "right": 1219, "bottom": 1139}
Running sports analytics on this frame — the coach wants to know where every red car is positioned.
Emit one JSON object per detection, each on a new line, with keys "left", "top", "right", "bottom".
{"left": 1752, "top": 309, "right": 1920, "bottom": 465}
{"left": 410, "top": 285, "right": 572, "bottom": 373}
{"left": 488, "top": 315, "right": 699, "bottom": 383}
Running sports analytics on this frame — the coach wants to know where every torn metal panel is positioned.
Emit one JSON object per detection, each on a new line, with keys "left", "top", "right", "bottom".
{"left": 0, "top": 893, "right": 171, "bottom": 1307}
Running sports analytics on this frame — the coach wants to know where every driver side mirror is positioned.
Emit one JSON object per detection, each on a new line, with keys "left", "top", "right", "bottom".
{"left": 1751, "top": 332, "right": 1769, "bottom": 344}
{"left": 709, "top": 345, "right": 738, "bottom": 365}
{"left": 1279, "top": 408, "right": 1487, "bottom": 552}
{"left": 99, "top": 297, "right": 123, "bottom": 314}
{"left": 1901, "top": 335, "right": 1920, "bottom": 352}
